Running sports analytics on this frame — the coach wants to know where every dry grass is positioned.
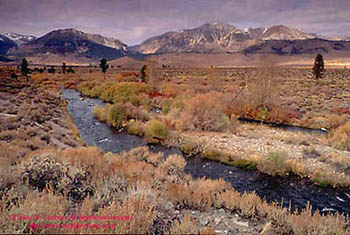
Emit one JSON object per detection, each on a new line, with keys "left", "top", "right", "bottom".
{"left": 325, "top": 114, "right": 347, "bottom": 130}
{"left": 329, "top": 122, "right": 350, "bottom": 151}
{"left": 168, "top": 214, "right": 199, "bottom": 234}
{"left": 257, "top": 152, "right": 291, "bottom": 176}
{"left": 1, "top": 143, "right": 349, "bottom": 234}
{"left": 93, "top": 195, "right": 157, "bottom": 234}
{"left": 177, "top": 92, "right": 233, "bottom": 132}
{"left": 1, "top": 188, "right": 69, "bottom": 234}
{"left": 145, "top": 119, "right": 169, "bottom": 143}
{"left": 93, "top": 102, "right": 148, "bottom": 129}
{"left": 126, "top": 120, "right": 145, "bottom": 136}
{"left": 2, "top": 67, "right": 350, "bottom": 234}
{"left": 166, "top": 177, "right": 232, "bottom": 210}
{"left": 79, "top": 81, "right": 151, "bottom": 107}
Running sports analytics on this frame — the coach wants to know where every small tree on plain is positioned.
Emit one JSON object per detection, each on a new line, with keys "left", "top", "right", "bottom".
{"left": 48, "top": 66, "right": 56, "bottom": 74}
{"left": 67, "top": 66, "right": 75, "bottom": 73}
{"left": 62, "top": 62, "right": 67, "bottom": 74}
{"left": 11, "top": 73, "right": 18, "bottom": 80}
{"left": 313, "top": 54, "right": 324, "bottom": 79}
{"left": 140, "top": 65, "right": 147, "bottom": 82}
{"left": 99, "top": 58, "right": 109, "bottom": 79}
{"left": 20, "top": 58, "right": 30, "bottom": 82}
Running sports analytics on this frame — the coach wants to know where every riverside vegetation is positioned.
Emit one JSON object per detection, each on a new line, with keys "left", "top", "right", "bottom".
{"left": 0, "top": 65, "right": 350, "bottom": 234}
{"left": 76, "top": 63, "right": 350, "bottom": 188}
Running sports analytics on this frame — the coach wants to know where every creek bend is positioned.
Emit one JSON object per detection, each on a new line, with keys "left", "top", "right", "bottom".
{"left": 62, "top": 88, "right": 350, "bottom": 216}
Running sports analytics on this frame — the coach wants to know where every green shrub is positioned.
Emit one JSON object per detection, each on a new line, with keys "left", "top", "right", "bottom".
{"left": 145, "top": 120, "right": 168, "bottom": 143}
{"left": 160, "top": 98, "right": 172, "bottom": 114}
{"left": 90, "top": 85, "right": 104, "bottom": 98}
{"left": 257, "top": 152, "right": 291, "bottom": 176}
{"left": 93, "top": 102, "right": 148, "bottom": 129}
{"left": 127, "top": 121, "right": 145, "bottom": 136}
{"left": 78, "top": 82, "right": 94, "bottom": 96}
{"left": 202, "top": 149, "right": 234, "bottom": 165}
{"left": 79, "top": 82, "right": 151, "bottom": 107}
{"left": 202, "top": 149, "right": 223, "bottom": 161}
{"left": 312, "top": 177, "right": 332, "bottom": 188}
{"left": 93, "top": 105, "right": 107, "bottom": 122}
{"left": 111, "top": 82, "right": 151, "bottom": 106}
{"left": 106, "top": 103, "right": 128, "bottom": 128}
{"left": 99, "top": 83, "right": 115, "bottom": 102}
{"left": 172, "top": 98, "right": 185, "bottom": 110}
{"left": 179, "top": 141, "right": 200, "bottom": 156}
{"left": 233, "top": 159, "right": 257, "bottom": 170}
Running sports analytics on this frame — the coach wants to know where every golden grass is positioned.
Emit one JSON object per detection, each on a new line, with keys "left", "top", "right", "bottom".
{"left": 1, "top": 188, "right": 69, "bottom": 234}
{"left": 1, "top": 144, "right": 349, "bottom": 234}
{"left": 2, "top": 68, "right": 350, "bottom": 234}
{"left": 145, "top": 119, "right": 169, "bottom": 143}
{"left": 168, "top": 214, "right": 199, "bottom": 234}
{"left": 329, "top": 122, "right": 350, "bottom": 151}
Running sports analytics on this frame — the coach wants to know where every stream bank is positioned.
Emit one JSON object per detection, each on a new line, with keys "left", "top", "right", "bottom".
{"left": 62, "top": 88, "right": 350, "bottom": 216}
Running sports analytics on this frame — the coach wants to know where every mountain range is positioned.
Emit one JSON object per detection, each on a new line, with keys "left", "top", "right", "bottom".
{"left": 1, "top": 23, "right": 350, "bottom": 64}
{"left": 133, "top": 24, "right": 318, "bottom": 54}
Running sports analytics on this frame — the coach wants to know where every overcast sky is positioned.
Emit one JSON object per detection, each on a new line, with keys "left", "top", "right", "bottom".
{"left": 0, "top": 0, "right": 349, "bottom": 45}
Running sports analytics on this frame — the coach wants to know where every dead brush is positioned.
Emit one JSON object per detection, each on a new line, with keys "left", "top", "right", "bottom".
{"left": 127, "top": 146, "right": 164, "bottom": 167}
{"left": 161, "top": 154, "right": 187, "bottom": 174}
{"left": 1, "top": 188, "right": 69, "bottom": 234}
{"left": 178, "top": 92, "right": 232, "bottom": 132}
{"left": 287, "top": 203, "right": 348, "bottom": 235}
{"left": 59, "top": 147, "right": 110, "bottom": 180}
{"left": 20, "top": 151, "right": 94, "bottom": 202}
{"left": 166, "top": 177, "right": 231, "bottom": 210}
{"left": 215, "top": 189, "right": 263, "bottom": 218}
{"left": 325, "top": 114, "right": 347, "bottom": 130}
{"left": 95, "top": 194, "right": 157, "bottom": 234}
{"left": 329, "top": 122, "right": 350, "bottom": 151}
{"left": 168, "top": 214, "right": 199, "bottom": 234}
{"left": 126, "top": 120, "right": 145, "bottom": 136}
{"left": 257, "top": 152, "right": 291, "bottom": 176}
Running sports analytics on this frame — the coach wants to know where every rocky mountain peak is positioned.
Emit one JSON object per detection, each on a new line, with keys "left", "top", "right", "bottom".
{"left": 261, "top": 25, "right": 316, "bottom": 40}
{"left": 3, "top": 32, "right": 36, "bottom": 45}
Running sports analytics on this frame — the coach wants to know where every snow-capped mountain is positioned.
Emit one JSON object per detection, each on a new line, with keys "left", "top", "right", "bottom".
{"left": 3, "top": 32, "right": 36, "bottom": 45}
{"left": 133, "top": 23, "right": 319, "bottom": 54}
{"left": 6, "top": 28, "right": 141, "bottom": 62}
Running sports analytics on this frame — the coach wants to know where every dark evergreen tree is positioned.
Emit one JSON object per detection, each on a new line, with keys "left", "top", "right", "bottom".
{"left": 99, "top": 58, "right": 109, "bottom": 79}
{"left": 313, "top": 54, "right": 324, "bottom": 79}
{"left": 11, "top": 73, "right": 18, "bottom": 80}
{"left": 62, "top": 62, "right": 67, "bottom": 74}
{"left": 140, "top": 65, "right": 147, "bottom": 82}
{"left": 67, "top": 66, "right": 75, "bottom": 73}
{"left": 48, "top": 66, "right": 56, "bottom": 74}
{"left": 20, "top": 58, "right": 30, "bottom": 82}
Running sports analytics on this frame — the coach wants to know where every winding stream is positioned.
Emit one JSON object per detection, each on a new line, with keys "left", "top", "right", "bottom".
{"left": 63, "top": 88, "right": 350, "bottom": 215}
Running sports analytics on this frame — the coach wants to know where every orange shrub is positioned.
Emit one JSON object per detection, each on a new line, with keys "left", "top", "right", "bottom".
{"left": 178, "top": 92, "right": 232, "bottom": 131}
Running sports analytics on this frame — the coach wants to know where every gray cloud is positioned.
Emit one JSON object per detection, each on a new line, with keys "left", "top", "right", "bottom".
{"left": 0, "top": 0, "right": 349, "bottom": 45}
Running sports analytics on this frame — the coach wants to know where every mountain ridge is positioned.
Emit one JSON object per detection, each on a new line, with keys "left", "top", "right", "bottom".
{"left": 1, "top": 23, "right": 350, "bottom": 64}
{"left": 5, "top": 28, "right": 139, "bottom": 63}
{"left": 133, "top": 23, "right": 319, "bottom": 54}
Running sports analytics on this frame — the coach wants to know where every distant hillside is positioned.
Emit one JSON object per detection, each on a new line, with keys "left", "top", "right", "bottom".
{"left": 133, "top": 23, "right": 317, "bottom": 54}
{"left": 243, "top": 38, "right": 350, "bottom": 56}
{"left": 3, "top": 33, "right": 36, "bottom": 45}
{"left": 0, "top": 35, "right": 17, "bottom": 55}
{"left": 6, "top": 28, "right": 139, "bottom": 63}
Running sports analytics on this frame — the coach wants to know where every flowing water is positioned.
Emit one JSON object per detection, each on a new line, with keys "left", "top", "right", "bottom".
{"left": 63, "top": 88, "right": 350, "bottom": 215}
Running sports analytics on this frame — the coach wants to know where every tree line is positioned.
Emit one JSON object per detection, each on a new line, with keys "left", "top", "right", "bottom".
{"left": 17, "top": 54, "right": 326, "bottom": 83}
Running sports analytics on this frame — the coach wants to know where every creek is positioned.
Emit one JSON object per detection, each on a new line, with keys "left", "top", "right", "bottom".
{"left": 62, "top": 88, "right": 350, "bottom": 215}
